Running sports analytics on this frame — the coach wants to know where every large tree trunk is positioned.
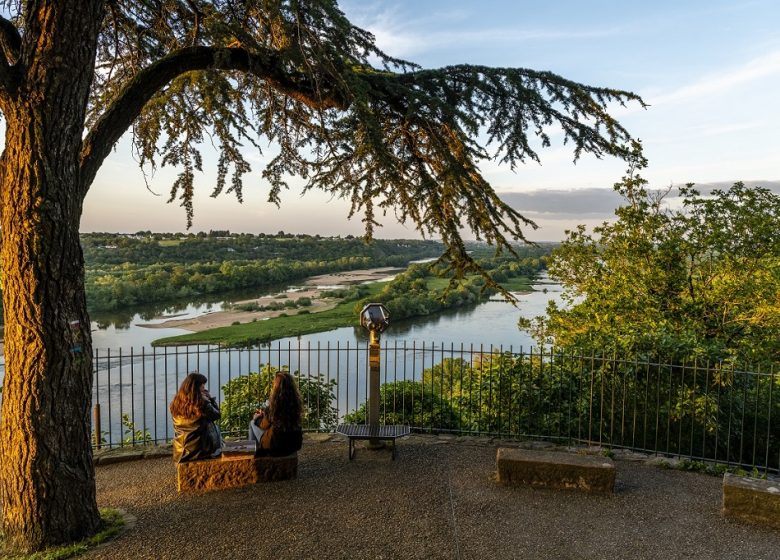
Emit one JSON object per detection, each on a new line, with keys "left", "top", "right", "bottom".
{"left": 0, "top": 1, "right": 104, "bottom": 552}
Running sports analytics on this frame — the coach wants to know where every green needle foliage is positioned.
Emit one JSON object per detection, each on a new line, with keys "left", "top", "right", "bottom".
{"left": 83, "top": 0, "right": 644, "bottom": 281}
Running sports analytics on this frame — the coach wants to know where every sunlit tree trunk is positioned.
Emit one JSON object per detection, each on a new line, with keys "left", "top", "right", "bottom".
{"left": 0, "top": 1, "right": 103, "bottom": 551}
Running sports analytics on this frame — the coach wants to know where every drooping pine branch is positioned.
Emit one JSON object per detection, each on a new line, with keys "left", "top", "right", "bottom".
{"left": 80, "top": 44, "right": 350, "bottom": 192}
{"left": 80, "top": 0, "right": 645, "bottom": 287}
{"left": 281, "top": 64, "right": 644, "bottom": 287}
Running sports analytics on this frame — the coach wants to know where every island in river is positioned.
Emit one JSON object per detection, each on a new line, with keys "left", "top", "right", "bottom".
{"left": 148, "top": 260, "right": 539, "bottom": 347}
{"left": 140, "top": 267, "right": 402, "bottom": 334}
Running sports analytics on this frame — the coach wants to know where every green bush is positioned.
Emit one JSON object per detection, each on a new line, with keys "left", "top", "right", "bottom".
{"left": 344, "top": 380, "right": 463, "bottom": 431}
{"left": 220, "top": 365, "right": 338, "bottom": 434}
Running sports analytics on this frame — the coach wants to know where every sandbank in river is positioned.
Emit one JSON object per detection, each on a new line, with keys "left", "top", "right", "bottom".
{"left": 137, "top": 266, "right": 402, "bottom": 333}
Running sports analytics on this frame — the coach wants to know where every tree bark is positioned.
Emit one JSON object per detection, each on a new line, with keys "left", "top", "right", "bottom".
{"left": 0, "top": 1, "right": 103, "bottom": 551}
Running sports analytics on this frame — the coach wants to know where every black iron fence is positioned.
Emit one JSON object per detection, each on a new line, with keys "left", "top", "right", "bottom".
{"left": 83, "top": 343, "right": 775, "bottom": 474}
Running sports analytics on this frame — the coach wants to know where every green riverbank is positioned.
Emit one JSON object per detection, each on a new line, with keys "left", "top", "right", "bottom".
{"left": 152, "top": 282, "right": 387, "bottom": 347}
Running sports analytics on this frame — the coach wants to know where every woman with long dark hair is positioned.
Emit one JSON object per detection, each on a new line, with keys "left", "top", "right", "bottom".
{"left": 249, "top": 371, "right": 303, "bottom": 456}
{"left": 170, "top": 372, "right": 223, "bottom": 462}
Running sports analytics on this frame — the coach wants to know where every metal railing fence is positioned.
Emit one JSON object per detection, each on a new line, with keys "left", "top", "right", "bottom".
{"left": 85, "top": 342, "right": 780, "bottom": 474}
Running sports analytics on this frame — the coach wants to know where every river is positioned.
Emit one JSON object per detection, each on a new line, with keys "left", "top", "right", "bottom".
{"left": 92, "top": 274, "right": 560, "bottom": 351}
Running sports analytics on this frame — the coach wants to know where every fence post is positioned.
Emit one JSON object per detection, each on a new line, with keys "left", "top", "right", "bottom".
{"left": 94, "top": 403, "right": 102, "bottom": 449}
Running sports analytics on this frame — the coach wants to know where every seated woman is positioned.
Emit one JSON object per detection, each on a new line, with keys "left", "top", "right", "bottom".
{"left": 170, "top": 372, "right": 223, "bottom": 463}
{"left": 248, "top": 371, "right": 303, "bottom": 457}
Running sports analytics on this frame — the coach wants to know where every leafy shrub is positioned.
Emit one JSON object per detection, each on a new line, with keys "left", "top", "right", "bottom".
{"left": 121, "top": 413, "right": 152, "bottom": 445}
{"left": 344, "top": 380, "right": 463, "bottom": 431}
{"left": 220, "top": 365, "right": 338, "bottom": 434}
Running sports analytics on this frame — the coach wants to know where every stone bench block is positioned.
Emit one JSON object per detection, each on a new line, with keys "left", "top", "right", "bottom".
{"left": 722, "top": 473, "right": 780, "bottom": 529}
{"left": 497, "top": 447, "right": 615, "bottom": 494}
{"left": 177, "top": 453, "right": 298, "bottom": 494}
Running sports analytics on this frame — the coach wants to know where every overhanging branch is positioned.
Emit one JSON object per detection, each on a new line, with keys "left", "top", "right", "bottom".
{"left": 0, "top": 14, "right": 21, "bottom": 64}
{"left": 0, "top": 15, "right": 21, "bottom": 100}
{"left": 79, "top": 45, "right": 350, "bottom": 193}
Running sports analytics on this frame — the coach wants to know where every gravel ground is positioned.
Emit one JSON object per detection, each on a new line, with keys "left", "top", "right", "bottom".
{"left": 87, "top": 436, "right": 780, "bottom": 560}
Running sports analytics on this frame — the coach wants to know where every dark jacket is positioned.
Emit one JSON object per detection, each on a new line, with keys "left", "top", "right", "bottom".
{"left": 172, "top": 397, "right": 221, "bottom": 463}
{"left": 256, "top": 416, "right": 303, "bottom": 457}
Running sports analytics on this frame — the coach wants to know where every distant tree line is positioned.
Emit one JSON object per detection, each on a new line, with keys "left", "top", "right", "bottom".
{"left": 82, "top": 231, "right": 437, "bottom": 266}
{"left": 1, "top": 237, "right": 551, "bottom": 323}
{"left": 81, "top": 234, "right": 444, "bottom": 312}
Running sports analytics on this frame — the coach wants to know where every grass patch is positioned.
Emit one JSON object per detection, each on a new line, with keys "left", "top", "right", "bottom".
{"left": 1, "top": 508, "right": 125, "bottom": 560}
{"left": 425, "top": 277, "right": 456, "bottom": 291}
{"left": 156, "top": 239, "right": 182, "bottom": 247}
{"left": 154, "top": 282, "right": 387, "bottom": 347}
{"left": 427, "top": 275, "right": 533, "bottom": 293}
{"left": 498, "top": 276, "right": 534, "bottom": 292}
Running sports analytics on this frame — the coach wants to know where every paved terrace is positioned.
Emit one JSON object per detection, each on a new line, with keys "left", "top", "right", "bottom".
{"left": 88, "top": 435, "right": 780, "bottom": 560}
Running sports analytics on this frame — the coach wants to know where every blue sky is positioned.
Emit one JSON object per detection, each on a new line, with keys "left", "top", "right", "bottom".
{"left": 83, "top": 0, "right": 780, "bottom": 240}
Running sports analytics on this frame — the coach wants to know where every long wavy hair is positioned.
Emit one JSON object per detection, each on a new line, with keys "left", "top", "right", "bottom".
{"left": 268, "top": 372, "right": 303, "bottom": 431}
{"left": 169, "top": 372, "right": 209, "bottom": 420}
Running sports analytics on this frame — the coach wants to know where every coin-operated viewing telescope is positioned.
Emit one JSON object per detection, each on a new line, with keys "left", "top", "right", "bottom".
{"left": 360, "top": 302, "right": 390, "bottom": 339}
{"left": 361, "top": 303, "right": 390, "bottom": 446}
{"left": 336, "top": 301, "right": 409, "bottom": 459}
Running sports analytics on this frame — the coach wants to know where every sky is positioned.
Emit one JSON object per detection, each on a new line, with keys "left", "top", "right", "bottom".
{"left": 82, "top": 0, "right": 780, "bottom": 240}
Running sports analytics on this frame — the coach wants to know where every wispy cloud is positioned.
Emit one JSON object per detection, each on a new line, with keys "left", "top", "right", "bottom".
{"left": 652, "top": 50, "right": 780, "bottom": 106}
{"left": 353, "top": 7, "right": 625, "bottom": 59}
{"left": 375, "top": 28, "right": 623, "bottom": 58}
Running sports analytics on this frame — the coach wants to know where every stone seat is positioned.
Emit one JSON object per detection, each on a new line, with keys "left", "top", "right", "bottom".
{"left": 496, "top": 447, "right": 615, "bottom": 494}
{"left": 722, "top": 473, "right": 780, "bottom": 529}
{"left": 177, "top": 452, "right": 298, "bottom": 494}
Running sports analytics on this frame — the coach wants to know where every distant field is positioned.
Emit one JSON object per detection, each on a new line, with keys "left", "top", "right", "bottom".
{"left": 157, "top": 239, "right": 183, "bottom": 247}
{"left": 425, "top": 275, "right": 533, "bottom": 293}
{"left": 498, "top": 276, "right": 533, "bottom": 292}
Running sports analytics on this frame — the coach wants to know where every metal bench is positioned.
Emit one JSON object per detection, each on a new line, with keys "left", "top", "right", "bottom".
{"left": 336, "top": 424, "right": 410, "bottom": 460}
